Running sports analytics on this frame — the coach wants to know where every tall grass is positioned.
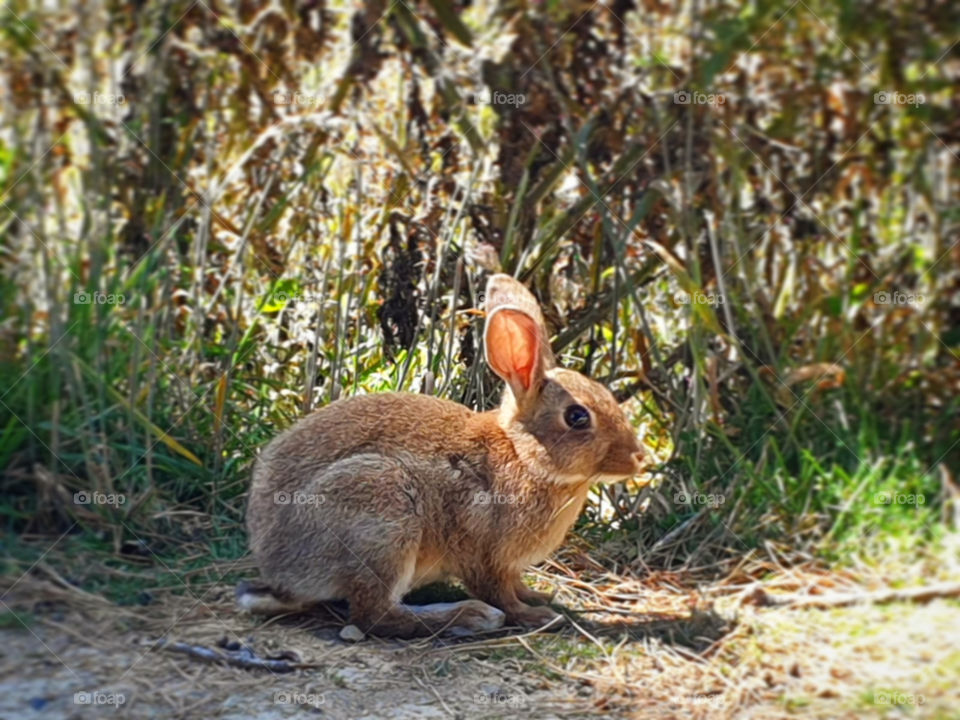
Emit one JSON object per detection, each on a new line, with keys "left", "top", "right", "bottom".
{"left": 0, "top": 0, "right": 956, "bottom": 574}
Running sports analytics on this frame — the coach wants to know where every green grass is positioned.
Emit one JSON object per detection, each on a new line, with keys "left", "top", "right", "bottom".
{"left": 1, "top": 530, "right": 248, "bottom": 606}
{"left": 0, "top": 610, "right": 35, "bottom": 629}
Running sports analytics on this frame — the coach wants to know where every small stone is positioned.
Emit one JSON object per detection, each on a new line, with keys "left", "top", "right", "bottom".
{"left": 339, "top": 624, "right": 365, "bottom": 642}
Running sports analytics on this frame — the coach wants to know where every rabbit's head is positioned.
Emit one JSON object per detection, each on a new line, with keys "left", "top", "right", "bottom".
{"left": 484, "top": 274, "right": 646, "bottom": 486}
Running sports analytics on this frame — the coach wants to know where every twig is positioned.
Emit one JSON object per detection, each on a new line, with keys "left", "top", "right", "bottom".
{"left": 157, "top": 638, "right": 315, "bottom": 673}
{"left": 744, "top": 581, "right": 960, "bottom": 609}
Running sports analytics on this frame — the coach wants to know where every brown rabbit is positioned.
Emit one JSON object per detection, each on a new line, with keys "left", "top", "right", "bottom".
{"left": 240, "top": 274, "right": 645, "bottom": 638}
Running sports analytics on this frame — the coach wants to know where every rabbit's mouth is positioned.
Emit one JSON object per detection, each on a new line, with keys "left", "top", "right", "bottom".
{"left": 597, "top": 447, "right": 647, "bottom": 481}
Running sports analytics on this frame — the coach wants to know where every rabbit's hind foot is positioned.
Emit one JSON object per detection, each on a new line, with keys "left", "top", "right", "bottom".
{"left": 349, "top": 597, "right": 505, "bottom": 639}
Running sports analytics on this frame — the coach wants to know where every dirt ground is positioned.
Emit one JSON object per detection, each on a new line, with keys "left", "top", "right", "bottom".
{"left": 1, "top": 550, "right": 958, "bottom": 720}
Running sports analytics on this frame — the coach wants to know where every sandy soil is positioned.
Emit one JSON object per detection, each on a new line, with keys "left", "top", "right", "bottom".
{"left": 1, "top": 564, "right": 957, "bottom": 719}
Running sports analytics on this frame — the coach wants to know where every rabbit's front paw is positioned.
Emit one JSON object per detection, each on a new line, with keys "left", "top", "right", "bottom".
{"left": 515, "top": 584, "right": 555, "bottom": 605}
{"left": 507, "top": 604, "right": 564, "bottom": 629}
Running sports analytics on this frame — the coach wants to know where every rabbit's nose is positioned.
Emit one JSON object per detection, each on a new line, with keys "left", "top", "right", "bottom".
{"left": 632, "top": 449, "right": 646, "bottom": 469}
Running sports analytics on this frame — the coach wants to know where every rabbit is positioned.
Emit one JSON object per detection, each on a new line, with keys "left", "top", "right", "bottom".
{"left": 239, "top": 273, "right": 646, "bottom": 638}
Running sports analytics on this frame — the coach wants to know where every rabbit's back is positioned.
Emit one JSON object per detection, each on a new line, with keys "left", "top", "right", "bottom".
{"left": 253, "top": 392, "right": 481, "bottom": 487}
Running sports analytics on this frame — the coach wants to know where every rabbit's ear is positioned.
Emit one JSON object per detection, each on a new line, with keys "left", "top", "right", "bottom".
{"left": 483, "top": 275, "right": 554, "bottom": 404}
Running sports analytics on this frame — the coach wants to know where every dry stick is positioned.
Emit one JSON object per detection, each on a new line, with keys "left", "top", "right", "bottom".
{"left": 35, "top": 562, "right": 115, "bottom": 605}
{"left": 157, "top": 639, "right": 318, "bottom": 673}
{"left": 745, "top": 581, "right": 960, "bottom": 609}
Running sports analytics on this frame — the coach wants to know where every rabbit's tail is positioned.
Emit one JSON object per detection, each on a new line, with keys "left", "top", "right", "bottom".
{"left": 235, "top": 580, "right": 306, "bottom": 615}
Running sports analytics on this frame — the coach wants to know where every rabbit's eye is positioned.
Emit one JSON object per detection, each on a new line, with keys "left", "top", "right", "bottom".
{"left": 564, "top": 404, "right": 591, "bottom": 430}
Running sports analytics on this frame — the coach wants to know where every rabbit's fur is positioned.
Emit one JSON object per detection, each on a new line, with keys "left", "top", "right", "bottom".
{"left": 241, "top": 274, "right": 645, "bottom": 638}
